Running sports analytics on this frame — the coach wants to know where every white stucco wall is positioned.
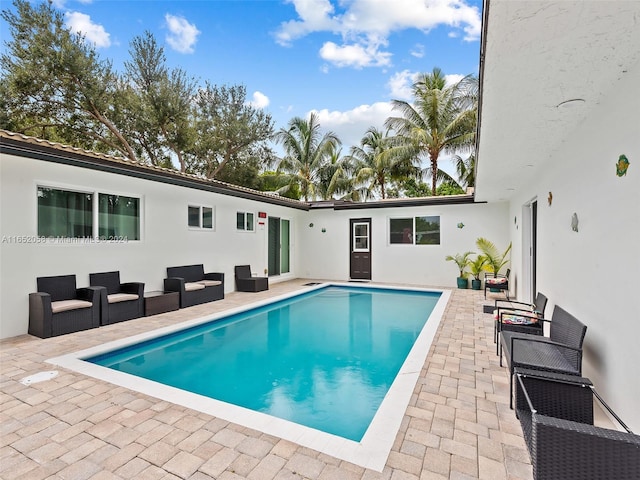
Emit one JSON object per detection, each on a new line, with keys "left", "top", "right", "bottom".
{"left": 0, "top": 155, "right": 303, "bottom": 338}
{"left": 506, "top": 61, "right": 640, "bottom": 430}
{"left": 298, "top": 202, "right": 510, "bottom": 287}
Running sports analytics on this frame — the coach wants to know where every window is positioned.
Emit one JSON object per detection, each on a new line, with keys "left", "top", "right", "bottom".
{"left": 237, "top": 211, "right": 254, "bottom": 231}
{"left": 37, "top": 186, "right": 141, "bottom": 241}
{"left": 38, "top": 187, "right": 93, "bottom": 238}
{"left": 188, "top": 205, "right": 214, "bottom": 230}
{"left": 99, "top": 194, "right": 140, "bottom": 240}
{"left": 389, "top": 216, "right": 440, "bottom": 245}
{"left": 353, "top": 222, "right": 369, "bottom": 251}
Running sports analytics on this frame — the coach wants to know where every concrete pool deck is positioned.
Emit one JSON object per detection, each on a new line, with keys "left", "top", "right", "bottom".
{"left": 0, "top": 280, "right": 533, "bottom": 479}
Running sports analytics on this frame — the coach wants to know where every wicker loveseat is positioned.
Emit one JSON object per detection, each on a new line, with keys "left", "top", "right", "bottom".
{"left": 164, "top": 264, "right": 224, "bottom": 308}
{"left": 515, "top": 369, "right": 640, "bottom": 480}
{"left": 89, "top": 271, "right": 144, "bottom": 325}
{"left": 29, "top": 274, "right": 101, "bottom": 338}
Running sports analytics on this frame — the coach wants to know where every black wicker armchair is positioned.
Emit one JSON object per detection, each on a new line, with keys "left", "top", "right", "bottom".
{"left": 164, "top": 264, "right": 224, "bottom": 308}
{"left": 484, "top": 268, "right": 510, "bottom": 299}
{"left": 515, "top": 369, "right": 640, "bottom": 480}
{"left": 29, "top": 274, "right": 101, "bottom": 338}
{"left": 494, "top": 292, "right": 548, "bottom": 355}
{"left": 500, "top": 305, "right": 587, "bottom": 408}
{"left": 235, "top": 265, "right": 268, "bottom": 292}
{"left": 89, "top": 271, "right": 144, "bottom": 325}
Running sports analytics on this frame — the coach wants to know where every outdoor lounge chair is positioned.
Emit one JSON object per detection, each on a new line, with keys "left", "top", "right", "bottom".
{"left": 484, "top": 268, "right": 510, "bottom": 299}
{"left": 29, "top": 274, "right": 101, "bottom": 338}
{"left": 494, "top": 292, "right": 548, "bottom": 355}
{"left": 500, "top": 305, "right": 587, "bottom": 408}
{"left": 235, "top": 265, "right": 268, "bottom": 292}
{"left": 515, "top": 368, "right": 640, "bottom": 480}
{"left": 164, "top": 264, "right": 224, "bottom": 308}
{"left": 89, "top": 271, "right": 144, "bottom": 325}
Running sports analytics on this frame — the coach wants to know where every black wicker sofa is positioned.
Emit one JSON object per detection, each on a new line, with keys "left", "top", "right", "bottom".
{"left": 164, "top": 264, "right": 224, "bottom": 308}
{"left": 515, "top": 369, "right": 640, "bottom": 480}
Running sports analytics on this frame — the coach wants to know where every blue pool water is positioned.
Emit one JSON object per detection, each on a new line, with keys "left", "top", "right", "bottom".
{"left": 87, "top": 286, "right": 440, "bottom": 441}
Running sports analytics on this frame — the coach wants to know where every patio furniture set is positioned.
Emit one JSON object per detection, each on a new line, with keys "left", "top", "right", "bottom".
{"left": 489, "top": 293, "right": 640, "bottom": 479}
{"left": 28, "top": 264, "right": 267, "bottom": 339}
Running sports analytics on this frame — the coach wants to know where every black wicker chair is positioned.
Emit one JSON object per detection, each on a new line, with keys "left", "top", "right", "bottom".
{"left": 235, "top": 265, "right": 268, "bottom": 292}
{"left": 29, "top": 274, "right": 101, "bottom": 338}
{"left": 164, "top": 264, "right": 224, "bottom": 308}
{"left": 484, "top": 268, "right": 510, "bottom": 299}
{"left": 89, "top": 271, "right": 144, "bottom": 325}
{"left": 500, "top": 305, "right": 587, "bottom": 408}
{"left": 494, "top": 292, "right": 548, "bottom": 355}
{"left": 515, "top": 369, "right": 640, "bottom": 480}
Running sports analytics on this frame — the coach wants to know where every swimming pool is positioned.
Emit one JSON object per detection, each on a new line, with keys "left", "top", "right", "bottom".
{"left": 48, "top": 283, "right": 449, "bottom": 471}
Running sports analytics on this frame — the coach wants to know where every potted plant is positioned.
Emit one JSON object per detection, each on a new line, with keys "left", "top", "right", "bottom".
{"left": 476, "top": 238, "right": 512, "bottom": 290}
{"left": 469, "top": 254, "right": 487, "bottom": 290}
{"left": 445, "top": 251, "right": 474, "bottom": 289}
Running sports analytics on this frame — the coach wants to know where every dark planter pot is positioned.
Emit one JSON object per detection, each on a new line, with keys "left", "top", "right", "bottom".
{"left": 471, "top": 279, "right": 481, "bottom": 290}
{"left": 456, "top": 277, "right": 468, "bottom": 289}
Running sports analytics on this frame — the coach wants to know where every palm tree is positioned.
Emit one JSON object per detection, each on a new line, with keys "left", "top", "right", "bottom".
{"left": 385, "top": 67, "right": 478, "bottom": 195}
{"left": 316, "top": 144, "right": 356, "bottom": 200}
{"left": 273, "top": 113, "right": 341, "bottom": 201}
{"left": 349, "top": 127, "right": 419, "bottom": 200}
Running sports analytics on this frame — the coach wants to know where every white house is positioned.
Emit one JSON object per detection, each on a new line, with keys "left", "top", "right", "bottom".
{"left": 1, "top": 0, "right": 638, "bottom": 433}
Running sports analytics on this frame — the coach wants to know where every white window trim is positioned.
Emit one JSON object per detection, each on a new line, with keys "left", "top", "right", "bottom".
{"left": 236, "top": 211, "right": 255, "bottom": 232}
{"left": 35, "top": 182, "right": 143, "bottom": 243}
{"left": 188, "top": 204, "right": 215, "bottom": 231}
{"left": 353, "top": 222, "right": 370, "bottom": 252}
{"left": 387, "top": 215, "right": 441, "bottom": 246}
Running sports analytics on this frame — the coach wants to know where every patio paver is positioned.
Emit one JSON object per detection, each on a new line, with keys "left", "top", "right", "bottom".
{"left": 0, "top": 280, "right": 533, "bottom": 479}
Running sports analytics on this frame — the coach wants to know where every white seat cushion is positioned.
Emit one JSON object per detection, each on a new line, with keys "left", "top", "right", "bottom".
{"left": 51, "top": 299, "right": 93, "bottom": 314}
{"left": 185, "top": 282, "right": 206, "bottom": 291}
{"left": 197, "top": 280, "right": 222, "bottom": 287}
{"left": 486, "top": 277, "right": 507, "bottom": 285}
{"left": 107, "top": 293, "right": 139, "bottom": 304}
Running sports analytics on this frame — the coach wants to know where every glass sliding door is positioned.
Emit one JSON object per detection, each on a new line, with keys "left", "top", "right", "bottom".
{"left": 268, "top": 217, "right": 291, "bottom": 277}
{"left": 280, "top": 219, "right": 290, "bottom": 274}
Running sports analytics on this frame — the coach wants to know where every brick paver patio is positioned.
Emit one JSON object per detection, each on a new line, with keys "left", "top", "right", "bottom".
{"left": 0, "top": 280, "right": 532, "bottom": 479}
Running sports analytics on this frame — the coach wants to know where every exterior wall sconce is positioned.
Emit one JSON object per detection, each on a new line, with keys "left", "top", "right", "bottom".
{"left": 321, "top": 228, "right": 326, "bottom": 233}
{"left": 309, "top": 223, "right": 314, "bottom": 228}
{"left": 571, "top": 213, "right": 579, "bottom": 232}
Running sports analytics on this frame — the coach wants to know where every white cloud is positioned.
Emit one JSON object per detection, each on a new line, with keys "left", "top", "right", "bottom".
{"left": 311, "top": 102, "right": 395, "bottom": 149}
{"left": 248, "top": 91, "right": 270, "bottom": 109}
{"left": 275, "top": 0, "right": 481, "bottom": 68}
{"left": 410, "top": 43, "right": 425, "bottom": 58}
{"left": 319, "top": 40, "right": 391, "bottom": 68}
{"left": 65, "top": 11, "right": 111, "bottom": 48}
{"left": 164, "top": 14, "right": 200, "bottom": 54}
{"left": 387, "top": 70, "right": 419, "bottom": 100}
{"left": 445, "top": 74, "right": 465, "bottom": 86}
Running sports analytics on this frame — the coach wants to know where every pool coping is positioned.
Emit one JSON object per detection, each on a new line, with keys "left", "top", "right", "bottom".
{"left": 47, "top": 282, "right": 451, "bottom": 472}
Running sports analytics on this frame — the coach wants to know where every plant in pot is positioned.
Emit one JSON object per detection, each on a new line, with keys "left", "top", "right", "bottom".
{"left": 476, "top": 238, "right": 512, "bottom": 290}
{"left": 445, "top": 251, "right": 474, "bottom": 289}
{"left": 469, "top": 254, "right": 488, "bottom": 290}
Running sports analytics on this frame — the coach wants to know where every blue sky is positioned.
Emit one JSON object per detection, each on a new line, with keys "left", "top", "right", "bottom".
{"left": 2, "top": 0, "right": 482, "bottom": 171}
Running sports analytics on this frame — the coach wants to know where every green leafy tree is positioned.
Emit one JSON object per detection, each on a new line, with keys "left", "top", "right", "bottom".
{"left": 0, "top": 0, "right": 136, "bottom": 159}
{"left": 274, "top": 113, "right": 341, "bottom": 201}
{"left": 258, "top": 171, "right": 301, "bottom": 200}
{"left": 124, "top": 31, "right": 197, "bottom": 171}
{"left": 349, "top": 127, "right": 420, "bottom": 200}
{"left": 188, "top": 83, "right": 275, "bottom": 181}
{"left": 385, "top": 67, "right": 478, "bottom": 195}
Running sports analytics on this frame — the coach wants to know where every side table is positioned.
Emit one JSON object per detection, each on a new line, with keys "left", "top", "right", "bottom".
{"left": 144, "top": 291, "right": 179, "bottom": 316}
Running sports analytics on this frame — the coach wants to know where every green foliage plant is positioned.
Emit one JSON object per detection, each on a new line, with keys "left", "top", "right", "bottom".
{"left": 475, "top": 238, "right": 512, "bottom": 277}
{"left": 445, "top": 251, "right": 474, "bottom": 279}
{"left": 469, "top": 254, "right": 488, "bottom": 281}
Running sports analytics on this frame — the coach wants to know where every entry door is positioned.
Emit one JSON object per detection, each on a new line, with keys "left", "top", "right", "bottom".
{"left": 268, "top": 217, "right": 291, "bottom": 277}
{"left": 350, "top": 218, "right": 371, "bottom": 280}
